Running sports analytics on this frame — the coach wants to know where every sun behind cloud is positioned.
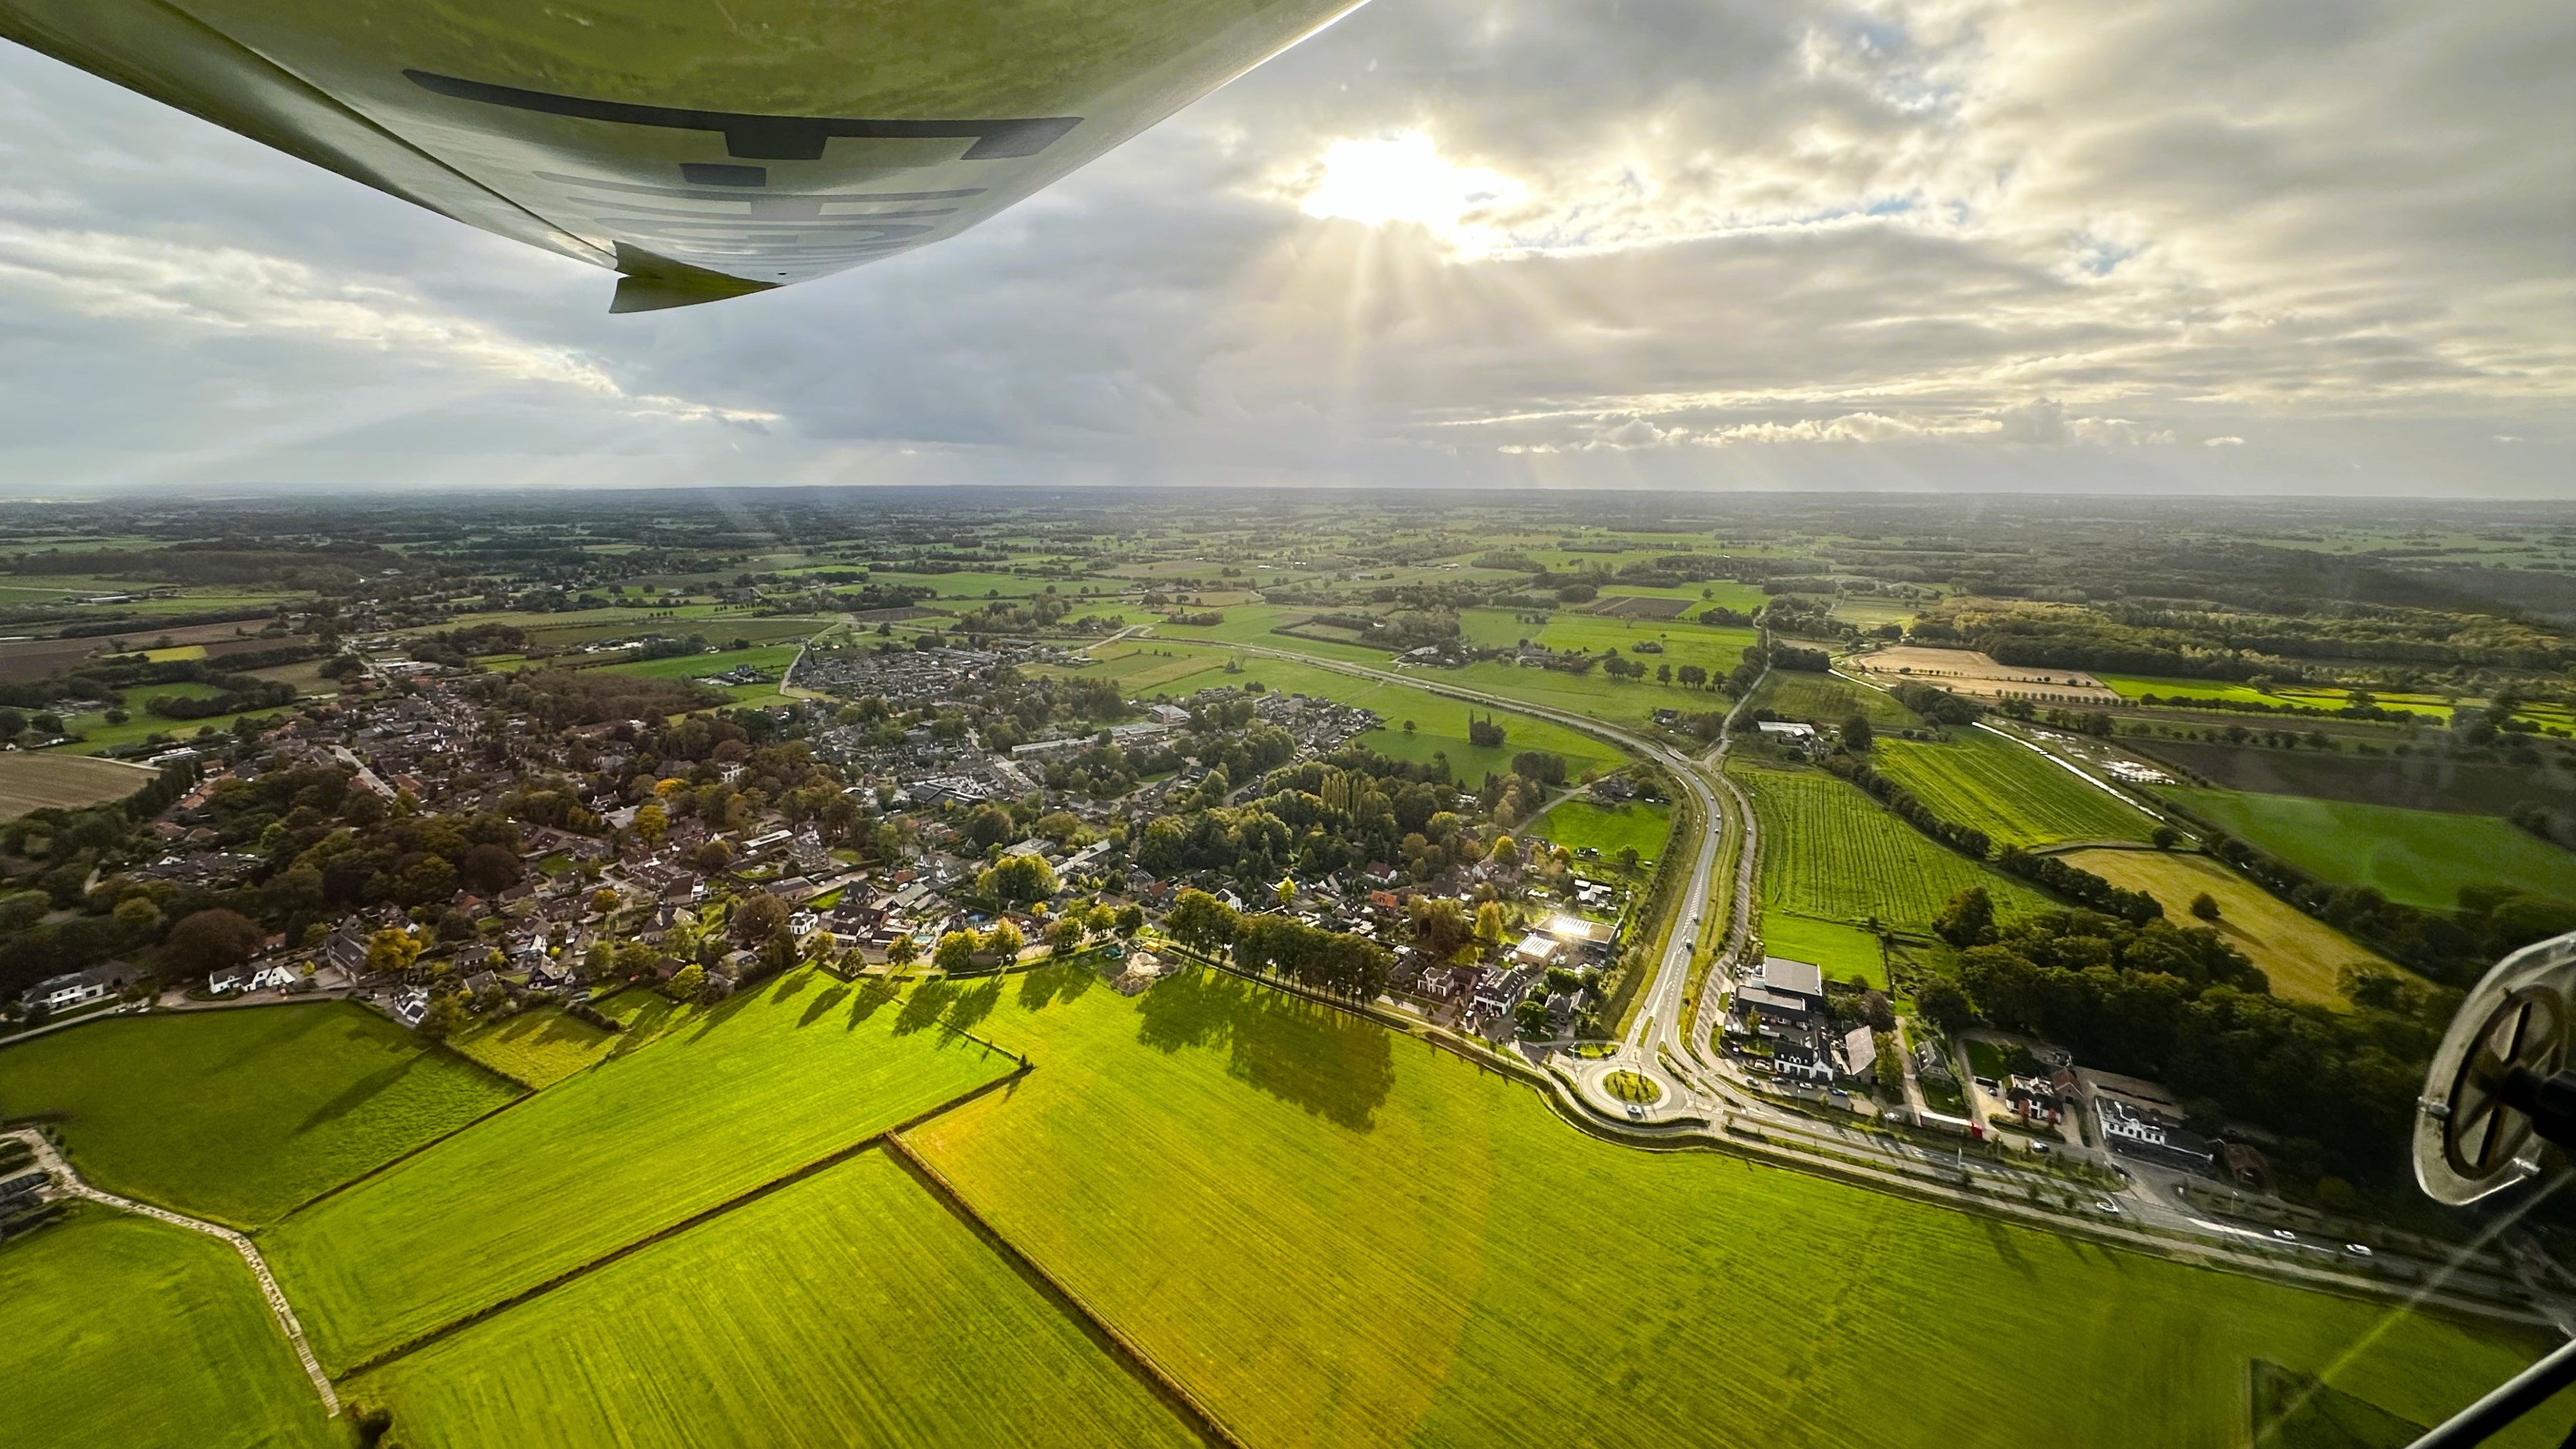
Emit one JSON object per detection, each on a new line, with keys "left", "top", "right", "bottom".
{"left": 1284, "top": 130, "right": 1527, "bottom": 254}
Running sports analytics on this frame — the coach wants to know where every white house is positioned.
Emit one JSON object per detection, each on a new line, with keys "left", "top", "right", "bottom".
{"left": 29, "top": 961, "right": 131, "bottom": 1011}
{"left": 208, "top": 962, "right": 300, "bottom": 996}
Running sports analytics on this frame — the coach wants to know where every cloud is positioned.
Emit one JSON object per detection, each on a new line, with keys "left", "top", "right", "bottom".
{"left": 0, "top": 0, "right": 2564, "bottom": 494}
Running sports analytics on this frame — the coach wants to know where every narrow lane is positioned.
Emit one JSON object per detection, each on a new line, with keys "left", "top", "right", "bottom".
{"left": 3, "top": 1128, "right": 340, "bottom": 1416}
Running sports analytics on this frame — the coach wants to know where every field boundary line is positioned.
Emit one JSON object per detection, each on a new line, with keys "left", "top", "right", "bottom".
{"left": 331, "top": 1061, "right": 1031, "bottom": 1381}
{"left": 880, "top": 1132, "right": 1250, "bottom": 1449}
{"left": 5, "top": 1128, "right": 340, "bottom": 1417}
{"left": 267, "top": 1075, "right": 541, "bottom": 1227}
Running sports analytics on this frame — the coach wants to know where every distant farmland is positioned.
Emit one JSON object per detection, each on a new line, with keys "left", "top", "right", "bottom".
{"left": 0, "top": 750, "right": 154, "bottom": 818}
{"left": 1731, "top": 761, "right": 2046, "bottom": 929}
{"left": 2165, "top": 788, "right": 2576, "bottom": 909}
{"left": 1870, "top": 730, "right": 2157, "bottom": 848}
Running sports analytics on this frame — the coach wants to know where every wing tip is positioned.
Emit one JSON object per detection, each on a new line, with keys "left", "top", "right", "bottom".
{"left": 609, "top": 244, "right": 780, "bottom": 313}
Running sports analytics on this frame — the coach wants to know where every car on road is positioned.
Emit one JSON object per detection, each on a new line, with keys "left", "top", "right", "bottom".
{"left": 2344, "top": 1243, "right": 2374, "bottom": 1257}
{"left": 2096, "top": 1199, "right": 2121, "bottom": 1214}
{"left": 1625, "top": 1104, "right": 1646, "bottom": 1121}
{"left": 2271, "top": 1228, "right": 2299, "bottom": 1242}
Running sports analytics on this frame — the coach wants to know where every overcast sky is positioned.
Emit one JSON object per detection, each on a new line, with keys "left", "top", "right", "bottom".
{"left": 0, "top": 0, "right": 2566, "bottom": 497}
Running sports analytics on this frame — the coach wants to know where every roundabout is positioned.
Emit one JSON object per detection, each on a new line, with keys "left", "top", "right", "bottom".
{"left": 1603, "top": 1070, "right": 1663, "bottom": 1106}
{"left": 1569, "top": 1052, "right": 1695, "bottom": 1123}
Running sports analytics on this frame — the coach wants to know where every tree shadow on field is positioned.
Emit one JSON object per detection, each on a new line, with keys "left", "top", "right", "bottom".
{"left": 799, "top": 982, "right": 851, "bottom": 1027}
{"left": 297, "top": 1057, "right": 421, "bottom": 1134}
{"left": 684, "top": 976, "right": 775, "bottom": 1044}
{"left": 1016, "top": 961, "right": 1098, "bottom": 1012}
{"left": 1978, "top": 1216, "right": 2038, "bottom": 1282}
{"left": 209, "top": 1001, "right": 337, "bottom": 1077}
{"left": 945, "top": 978, "right": 1002, "bottom": 1035}
{"left": 1131, "top": 967, "right": 1393, "bottom": 1132}
{"left": 768, "top": 971, "right": 814, "bottom": 1006}
{"left": 845, "top": 979, "right": 901, "bottom": 1030}
{"left": 894, "top": 979, "right": 959, "bottom": 1036}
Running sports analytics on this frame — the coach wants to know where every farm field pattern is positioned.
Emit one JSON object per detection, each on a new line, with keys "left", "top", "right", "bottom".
{"left": 1870, "top": 730, "right": 2158, "bottom": 848}
{"left": 902, "top": 965, "right": 2540, "bottom": 1449}
{"left": 2056, "top": 849, "right": 2406, "bottom": 1008}
{"left": 1730, "top": 761, "right": 2049, "bottom": 929}
{"left": 350, "top": 1149, "right": 1199, "bottom": 1449}
{"left": 266, "top": 970, "right": 1017, "bottom": 1371}
{"left": 0, "top": 751, "right": 155, "bottom": 815}
{"left": 1754, "top": 670, "right": 1924, "bottom": 730}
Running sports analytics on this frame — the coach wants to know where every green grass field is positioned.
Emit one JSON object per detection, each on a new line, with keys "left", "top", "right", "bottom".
{"left": 1760, "top": 912, "right": 1887, "bottom": 988}
{"left": 1753, "top": 670, "right": 1923, "bottom": 731}
{"left": 2100, "top": 676, "right": 2458, "bottom": 724}
{"left": 865, "top": 569, "right": 1067, "bottom": 600}
{"left": 2057, "top": 849, "right": 2404, "bottom": 1008}
{"left": 0, "top": 1004, "right": 521, "bottom": 1227}
{"left": 1204, "top": 652, "right": 1626, "bottom": 784}
{"left": 2167, "top": 789, "right": 2576, "bottom": 908}
{"left": 585, "top": 642, "right": 809, "bottom": 705}
{"left": 446, "top": 1006, "right": 619, "bottom": 1088}
{"left": 64, "top": 700, "right": 297, "bottom": 755}
{"left": 1871, "top": 730, "right": 2158, "bottom": 847}
{"left": 0, "top": 1207, "right": 339, "bottom": 1449}
{"left": 349, "top": 1149, "right": 1199, "bottom": 1448}
{"left": 1529, "top": 798, "right": 1672, "bottom": 865}
{"left": 903, "top": 963, "right": 2547, "bottom": 1449}
{"left": 1440, "top": 658, "right": 1733, "bottom": 734}
{"left": 1527, "top": 613, "right": 1756, "bottom": 686}
{"left": 1030, "top": 637, "right": 1627, "bottom": 789}
{"left": 1732, "top": 761, "right": 2049, "bottom": 930}
{"left": 266, "top": 969, "right": 1018, "bottom": 1372}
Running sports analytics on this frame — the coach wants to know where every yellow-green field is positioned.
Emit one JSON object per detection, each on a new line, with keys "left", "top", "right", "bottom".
{"left": 1731, "top": 760, "right": 2049, "bottom": 930}
{"left": 348, "top": 1149, "right": 1200, "bottom": 1448}
{"left": 266, "top": 969, "right": 1018, "bottom": 1372}
{"left": 445, "top": 1006, "right": 619, "bottom": 1088}
{"left": 2057, "top": 849, "right": 2410, "bottom": 1008}
{"left": 1871, "top": 729, "right": 2158, "bottom": 847}
{"left": 902, "top": 963, "right": 2547, "bottom": 1448}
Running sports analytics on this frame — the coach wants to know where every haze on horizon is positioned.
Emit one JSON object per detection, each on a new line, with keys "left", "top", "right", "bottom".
{"left": 0, "top": 0, "right": 2565, "bottom": 498}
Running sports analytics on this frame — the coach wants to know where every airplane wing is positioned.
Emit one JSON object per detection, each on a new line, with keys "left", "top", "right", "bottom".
{"left": 0, "top": 0, "right": 1363, "bottom": 310}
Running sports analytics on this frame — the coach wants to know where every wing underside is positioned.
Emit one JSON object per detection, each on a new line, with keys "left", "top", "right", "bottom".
{"left": 0, "top": 0, "right": 1363, "bottom": 307}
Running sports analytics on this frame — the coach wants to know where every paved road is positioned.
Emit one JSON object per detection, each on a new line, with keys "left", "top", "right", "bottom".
{"left": 5, "top": 1128, "right": 340, "bottom": 1417}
